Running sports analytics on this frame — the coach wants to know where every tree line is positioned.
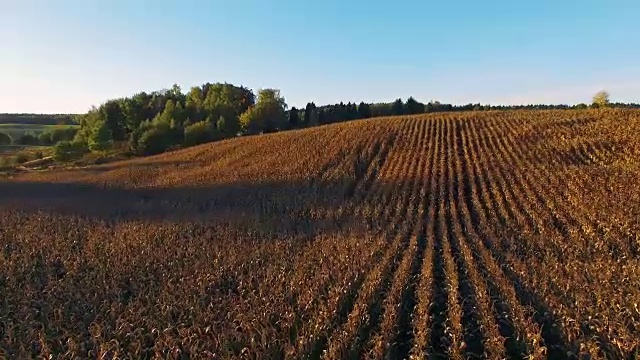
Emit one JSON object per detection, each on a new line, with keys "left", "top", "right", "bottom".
{"left": 2, "top": 83, "right": 638, "bottom": 163}
{"left": 0, "top": 114, "right": 76, "bottom": 125}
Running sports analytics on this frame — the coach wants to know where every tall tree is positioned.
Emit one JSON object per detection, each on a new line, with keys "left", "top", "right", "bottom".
{"left": 304, "top": 102, "right": 317, "bottom": 126}
{"left": 240, "top": 89, "right": 287, "bottom": 134}
{"left": 391, "top": 98, "right": 404, "bottom": 115}
{"left": 592, "top": 90, "right": 610, "bottom": 108}
{"left": 357, "top": 102, "right": 371, "bottom": 119}
{"left": 405, "top": 97, "right": 425, "bottom": 114}
{"left": 100, "top": 100, "right": 127, "bottom": 140}
{"left": 288, "top": 107, "right": 300, "bottom": 129}
{"left": 88, "top": 121, "right": 114, "bottom": 152}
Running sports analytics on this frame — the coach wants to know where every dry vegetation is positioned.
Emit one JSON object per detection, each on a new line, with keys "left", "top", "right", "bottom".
{"left": 1, "top": 109, "right": 639, "bottom": 359}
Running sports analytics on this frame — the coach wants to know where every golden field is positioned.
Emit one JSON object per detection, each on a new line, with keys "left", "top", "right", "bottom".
{"left": 1, "top": 110, "right": 639, "bottom": 359}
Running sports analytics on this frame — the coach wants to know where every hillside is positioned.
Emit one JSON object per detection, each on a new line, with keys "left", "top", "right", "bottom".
{"left": 1, "top": 110, "right": 640, "bottom": 358}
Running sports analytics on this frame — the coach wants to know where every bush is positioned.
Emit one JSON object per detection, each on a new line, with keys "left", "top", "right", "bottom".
{"left": 0, "top": 132, "right": 12, "bottom": 145}
{"left": 0, "top": 156, "right": 10, "bottom": 168}
{"left": 39, "top": 128, "right": 78, "bottom": 146}
{"left": 88, "top": 122, "right": 114, "bottom": 152}
{"left": 52, "top": 128, "right": 78, "bottom": 143}
{"left": 53, "top": 140, "right": 89, "bottom": 163}
{"left": 38, "top": 131, "right": 53, "bottom": 146}
{"left": 128, "top": 121, "right": 153, "bottom": 153}
{"left": 137, "top": 127, "right": 173, "bottom": 155}
{"left": 184, "top": 121, "right": 213, "bottom": 147}
{"left": 15, "top": 152, "right": 30, "bottom": 164}
{"left": 18, "top": 133, "right": 39, "bottom": 146}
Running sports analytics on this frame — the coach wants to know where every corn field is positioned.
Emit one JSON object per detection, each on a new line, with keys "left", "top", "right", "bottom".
{"left": 1, "top": 109, "right": 639, "bottom": 359}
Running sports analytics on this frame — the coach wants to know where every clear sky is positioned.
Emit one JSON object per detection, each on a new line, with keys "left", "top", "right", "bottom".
{"left": 2, "top": 0, "right": 639, "bottom": 113}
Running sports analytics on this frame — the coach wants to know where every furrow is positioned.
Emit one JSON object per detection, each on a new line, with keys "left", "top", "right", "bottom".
{"left": 445, "top": 118, "right": 489, "bottom": 358}
{"left": 319, "top": 119, "right": 423, "bottom": 359}
{"left": 426, "top": 117, "right": 452, "bottom": 358}
{"left": 363, "top": 117, "right": 433, "bottom": 359}
{"left": 409, "top": 117, "right": 443, "bottom": 359}
{"left": 471, "top": 115, "right": 570, "bottom": 358}
{"left": 459, "top": 116, "right": 547, "bottom": 358}
{"left": 295, "top": 121, "right": 414, "bottom": 358}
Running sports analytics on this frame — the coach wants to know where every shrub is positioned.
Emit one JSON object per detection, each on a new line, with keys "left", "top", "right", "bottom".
{"left": 88, "top": 122, "right": 114, "bottom": 152}
{"left": 137, "top": 127, "right": 173, "bottom": 155}
{"left": 53, "top": 140, "right": 89, "bottom": 163}
{"left": 38, "top": 131, "right": 53, "bottom": 146}
{"left": 184, "top": 121, "right": 213, "bottom": 147}
{"left": 0, "top": 156, "right": 10, "bottom": 168}
{"left": 39, "top": 128, "right": 78, "bottom": 145}
{"left": 15, "top": 152, "right": 30, "bottom": 164}
{"left": 18, "top": 133, "right": 39, "bottom": 146}
{"left": 0, "top": 132, "right": 12, "bottom": 145}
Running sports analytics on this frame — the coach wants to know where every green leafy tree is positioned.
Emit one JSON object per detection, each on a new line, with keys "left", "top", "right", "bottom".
{"left": 240, "top": 89, "right": 287, "bottom": 134}
{"left": 184, "top": 121, "right": 214, "bottom": 147}
{"left": 128, "top": 120, "right": 153, "bottom": 153}
{"left": 121, "top": 92, "right": 154, "bottom": 132}
{"left": 75, "top": 108, "right": 103, "bottom": 143}
{"left": 592, "top": 90, "right": 610, "bottom": 108}
{"left": 38, "top": 131, "right": 53, "bottom": 146}
{"left": 53, "top": 140, "right": 89, "bottom": 162}
{"left": 200, "top": 83, "right": 254, "bottom": 133}
{"left": 51, "top": 128, "right": 78, "bottom": 143}
{"left": 88, "top": 121, "right": 114, "bottom": 152}
{"left": 239, "top": 106, "right": 261, "bottom": 135}
{"left": 216, "top": 115, "right": 238, "bottom": 137}
{"left": 137, "top": 126, "right": 173, "bottom": 155}
{"left": 100, "top": 100, "right": 127, "bottom": 140}
{"left": 155, "top": 99, "right": 177, "bottom": 126}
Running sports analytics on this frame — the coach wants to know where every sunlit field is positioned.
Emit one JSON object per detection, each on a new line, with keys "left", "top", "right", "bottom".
{"left": 1, "top": 109, "right": 639, "bottom": 359}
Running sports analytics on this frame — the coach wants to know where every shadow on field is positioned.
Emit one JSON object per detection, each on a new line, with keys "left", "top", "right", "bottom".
{"left": 0, "top": 178, "right": 381, "bottom": 237}
{"left": 0, "top": 176, "right": 580, "bottom": 356}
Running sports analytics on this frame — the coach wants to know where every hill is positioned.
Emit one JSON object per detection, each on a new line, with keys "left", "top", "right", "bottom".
{"left": 1, "top": 110, "right": 639, "bottom": 358}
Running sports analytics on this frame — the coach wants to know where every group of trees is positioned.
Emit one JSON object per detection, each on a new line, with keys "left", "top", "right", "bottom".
{"left": 0, "top": 114, "right": 76, "bottom": 125}
{"left": 69, "top": 83, "right": 289, "bottom": 159}
{"left": 65, "top": 85, "right": 639, "bottom": 162}
{"left": 283, "top": 91, "right": 630, "bottom": 130}
{"left": 286, "top": 97, "right": 429, "bottom": 129}
{"left": 0, "top": 128, "right": 78, "bottom": 147}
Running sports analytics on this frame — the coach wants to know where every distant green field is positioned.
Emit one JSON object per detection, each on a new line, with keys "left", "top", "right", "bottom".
{"left": 0, "top": 145, "right": 50, "bottom": 155}
{"left": 0, "top": 123, "right": 80, "bottom": 141}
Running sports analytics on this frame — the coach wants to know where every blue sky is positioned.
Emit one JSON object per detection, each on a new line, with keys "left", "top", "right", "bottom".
{"left": 2, "top": 0, "right": 639, "bottom": 113}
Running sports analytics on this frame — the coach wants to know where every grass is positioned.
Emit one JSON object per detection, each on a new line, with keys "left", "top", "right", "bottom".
{"left": 0, "top": 123, "right": 79, "bottom": 139}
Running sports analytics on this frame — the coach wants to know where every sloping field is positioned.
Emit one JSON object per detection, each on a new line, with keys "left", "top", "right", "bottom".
{"left": 1, "top": 110, "right": 639, "bottom": 359}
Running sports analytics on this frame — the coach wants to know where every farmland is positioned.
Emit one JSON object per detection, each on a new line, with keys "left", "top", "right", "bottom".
{"left": 0, "top": 123, "right": 79, "bottom": 141}
{"left": 0, "top": 109, "right": 639, "bottom": 359}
